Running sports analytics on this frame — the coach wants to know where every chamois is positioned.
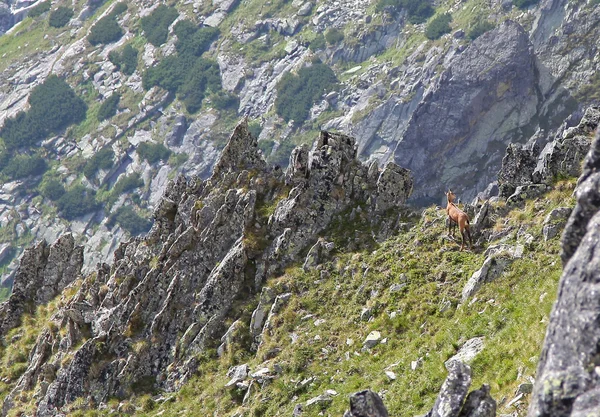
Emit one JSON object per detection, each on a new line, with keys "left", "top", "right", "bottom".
{"left": 445, "top": 190, "right": 472, "bottom": 251}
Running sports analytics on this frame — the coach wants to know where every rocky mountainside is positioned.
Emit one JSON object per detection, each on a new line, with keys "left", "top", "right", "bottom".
{"left": 0, "top": 108, "right": 596, "bottom": 416}
{"left": 0, "top": 0, "right": 598, "bottom": 284}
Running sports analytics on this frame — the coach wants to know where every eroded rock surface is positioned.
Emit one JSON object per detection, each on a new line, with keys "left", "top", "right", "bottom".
{"left": 0, "top": 234, "right": 83, "bottom": 338}
{"left": 529, "top": 131, "right": 600, "bottom": 416}
{"left": 0, "top": 121, "right": 413, "bottom": 416}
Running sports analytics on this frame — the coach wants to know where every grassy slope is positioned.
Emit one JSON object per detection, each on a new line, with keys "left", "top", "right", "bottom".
{"left": 17, "top": 180, "right": 570, "bottom": 417}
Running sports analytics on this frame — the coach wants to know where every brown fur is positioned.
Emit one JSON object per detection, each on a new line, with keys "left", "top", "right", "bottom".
{"left": 446, "top": 190, "right": 472, "bottom": 251}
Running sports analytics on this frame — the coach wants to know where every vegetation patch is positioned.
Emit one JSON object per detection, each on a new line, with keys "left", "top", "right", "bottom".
{"left": 0, "top": 75, "right": 87, "bottom": 150}
{"left": 143, "top": 55, "right": 222, "bottom": 113}
{"left": 376, "top": 0, "right": 434, "bottom": 24}
{"left": 97, "top": 94, "right": 121, "bottom": 122}
{"left": 174, "top": 20, "right": 220, "bottom": 58}
{"left": 107, "top": 206, "right": 151, "bottom": 235}
{"left": 425, "top": 13, "right": 452, "bottom": 40}
{"left": 513, "top": 0, "right": 539, "bottom": 8}
{"left": 325, "top": 28, "right": 344, "bottom": 45}
{"left": 28, "top": 1, "right": 51, "bottom": 18}
{"left": 48, "top": 6, "right": 74, "bottom": 28}
{"left": 274, "top": 61, "right": 338, "bottom": 124}
{"left": 108, "top": 45, "right": 138, "bottom": 75}
{"left": 102, "top": 173, "right": 144, "bottom": 207}
{"left": 87, "top": 3, "right": 128, "bottom": 46}
{"left": 2, "top": 154, "right": 46, "bottom": 180}
{"left": 137, "top": 142, "right": 171, "bottom": 164}
{"left": 141, "top": 17, "right": 223, "bottom": 113}
{"left": 468, "top": 19, "right": 495, "bottom": 40}
{"left": 39, "top": 175, "right": 66, "bottom": 201}
{"left": 83, "top": 147, "right": 114, "bottom": 179}
{"left": 57, "top": 184, "right": 99, "bottom": 220}
{"left": 141, "top": 5, "right": 179, "bottom": 47}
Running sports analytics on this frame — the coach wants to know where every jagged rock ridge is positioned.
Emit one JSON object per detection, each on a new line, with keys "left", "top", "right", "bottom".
{"left": 0, "top": 121, "right": 413, "bottom": 416}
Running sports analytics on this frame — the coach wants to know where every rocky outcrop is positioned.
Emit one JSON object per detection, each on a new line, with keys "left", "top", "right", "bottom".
{"left": 426, "top": 361, "right": 496, "bottom": 417}
{"left": 391, "top": 20, "right": 541, "bottom": 203}
{"left": 0, "top": 234, "right": 83, "bottom": 338}
{"left": 0, "top": 121, "right": 413, "bottom": 416}
{"left": 528, "top": 130, "right": 600, "bottom": 416}
{"left": 498, "top": 106, "right": 600, "bottom": 201}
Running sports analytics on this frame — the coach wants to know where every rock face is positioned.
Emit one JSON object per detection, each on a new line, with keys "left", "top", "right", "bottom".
{"left": 528, "top": 130, "right": 600, "bottom": 416}
{"left": 0, "top": 121, "right": 414, "bottom": 416}
{"left": 343, "top": 390, "right": 389, "bottom": 417}
{"left": 391, "top": 20, "right": 541, "bottom": 203}
{"left": 498, "top": 107, "right": 600, "bottom": 199}
{"left": 426, "top": 361, "right": 496, "bottom": 417}
{"left": 462, "top": 254, "right": 514, "bottom": 301}
{"left": 0, "top": 234, "right": 83, "bottom": 338}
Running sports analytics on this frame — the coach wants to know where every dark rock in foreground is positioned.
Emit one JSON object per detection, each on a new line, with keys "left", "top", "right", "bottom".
{"left": 528, "top": 130, "right": 600, "bottom": 416}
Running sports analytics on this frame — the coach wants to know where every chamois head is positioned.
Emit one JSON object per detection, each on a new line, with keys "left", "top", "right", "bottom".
{"left": 446, "top": 190, "right": 456, "bottom": 204}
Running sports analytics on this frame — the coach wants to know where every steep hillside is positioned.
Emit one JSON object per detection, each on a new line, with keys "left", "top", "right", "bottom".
{"left": 0, "top": 0, "right": 598, "bottom": 284}
{"left": 0, "top": 115, "right": 593, "bottom": 417}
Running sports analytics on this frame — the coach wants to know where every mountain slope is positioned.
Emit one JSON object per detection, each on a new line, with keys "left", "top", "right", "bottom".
{"left": 0, "top": 117, "right": 588, "bottom": 416}
{"left": 0, "top": 0, "right": 598, "bottom": 282}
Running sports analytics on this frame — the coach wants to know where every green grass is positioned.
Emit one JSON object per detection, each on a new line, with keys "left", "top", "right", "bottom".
{"left": 0, "top": 18, "right": 53, "bottom": 72}
{"left": 60, "top": 179, "right": 573, "bottom": 417}
{"left": 0, "top": 280, "right": 82, "bottom": 408}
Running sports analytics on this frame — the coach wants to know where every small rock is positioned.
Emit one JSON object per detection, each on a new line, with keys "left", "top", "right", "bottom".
{"left": 297, "top": 2, "right": 313, "bottom": 16}
{"left": 306, "top": 392, "right": 333, "bottom": 407}
{"left": 363, "top": 331, "right": 381, "bottom": 349}
{"left": 385, "top": 371, "right": 396, "bottom": 381}
{"left": 411, "top": 358, "right": 423, "bottom": 371}
{"left": 445, "top": 337, "right": 485, "bottom": 366}
{"left": 344, "top": 390, "right": 389, "bottom": 417}
{"left": 389, "top": 283, "right": 406, "bottom": 293}
{"left": 517, "top": 382, "right": 533, "bottom": 394}
{"left": 314, "top": 318, "right": 326, "bottom": 327}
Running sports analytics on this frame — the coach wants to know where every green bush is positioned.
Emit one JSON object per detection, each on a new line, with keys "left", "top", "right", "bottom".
{"left": 210, "top": 91, "right": 239, "bottom": 111}
{"left": 112, "top": 173, "right": 143, "bottom": 196}
{"left": 141, "top": 5, "right": 178, "bottom": 47}
{"left": 84, "top": 147, "right": 114, "bottom": 179}
{"left": 137, "top": 142, "right": 171, "bottom": 164}
{"left": 2, "top": 154, "right": 47, "bottom": 180}
{"left": 468, "top": 20, "right": 495, "bottom": 40}
{"left": 0, "top": 75, "right": 87, "bottom": 150}
{"left": 324, "top": 28, "right": 344, "bottom": 45}
{"left": 168, "top": 152, "right": 188, "bottom": 167}
{"left": 107, "top": 206, "right": 151, "bottom": 235}
{"left": 143, "top": 55, "right": 193, "bottom": 93}
{"left": 104, "top": 173, "right": 144, "bottom": 206}
{"left": 29, "top": 1, "right": 51, "bottom": 18}
{"left": 248, "top": 121, "right": 263, "bottom": 139}
{"left": 111, "top": 2, "right": 128, "bottom": 15}
{"left": 174, "top": 20, "right": 220, "bottom": 57}
{"left": 39, "top": 177, "right": 66, "bottom": 201}
{"left": 308, "top": 33, "right": 326, "bottom": 51}
{"left": 143, "top": 56, "right": 221, "bottom": 113}
{"left": 375, "top": 0, "right": 434, "bottom": 24}
{"left": 274, "top": 62, "right": 338, "bottom": 124}
{"left": 88, "top": 14, "right": 123, "bottom": 45}
{"left": 97, "top": 94, "right": 120, "bottom": 121}
{"left": 513, "top": 0, "right": 539, "bottom": 8}
{"left": 109, "top": 44, "right": 138, "bottom": 75}
{"left": 57, "top": 185, "right": 99, "bottom": 220}
{"left": 48, "top": 6, "right": 73, "bottom": 28}
{"left": 425, "top": 13, "right": 452, "bottom": 40}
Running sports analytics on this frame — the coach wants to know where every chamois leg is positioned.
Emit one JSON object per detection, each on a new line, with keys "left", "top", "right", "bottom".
{"left": 466, "top": 226, "right": 473, "bottom": 250}
{"left": 460, "top": 228, "right": 465, "bottom": 251}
